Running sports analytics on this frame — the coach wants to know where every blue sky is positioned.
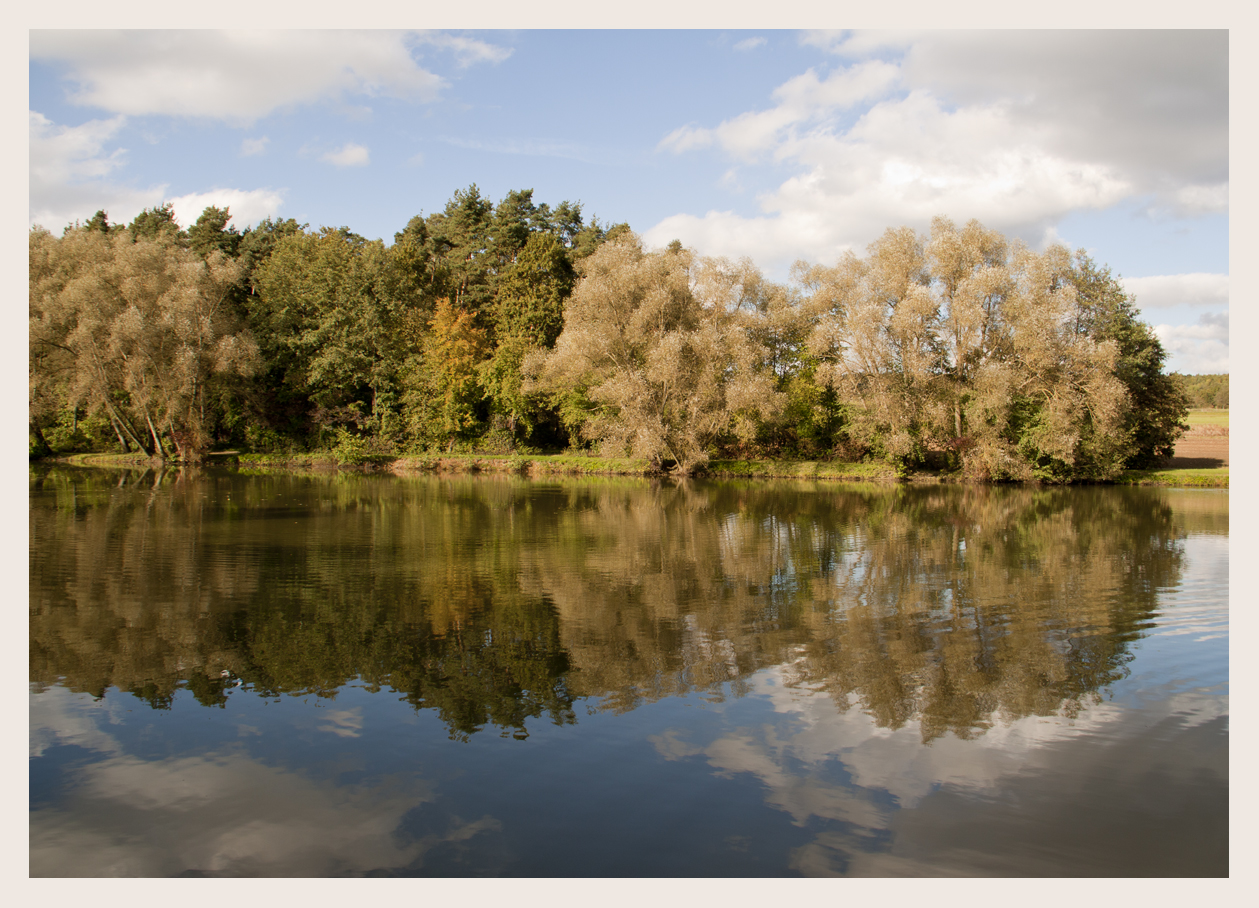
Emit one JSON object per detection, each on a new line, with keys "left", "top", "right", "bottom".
{"left": 29, "top": 28, "right": 1229, "bottom": 372}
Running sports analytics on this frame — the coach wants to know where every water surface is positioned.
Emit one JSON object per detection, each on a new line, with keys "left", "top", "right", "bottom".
{"left": 29, "top": 467, "right": 1228, "bottom": 876}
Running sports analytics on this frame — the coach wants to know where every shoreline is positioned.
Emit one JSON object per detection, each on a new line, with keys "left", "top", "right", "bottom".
{"left": 36, "top": 451, "right": 1228, "bottom": 489}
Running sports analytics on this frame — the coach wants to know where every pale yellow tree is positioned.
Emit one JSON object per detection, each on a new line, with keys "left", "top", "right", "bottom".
{"left": 805, "top": 227, "right": 946, "bottom": 463}
{"left": 29, "top": 227, "right": 259, "bottom": 458}
{"left": 527, "top": 235, "right": 783, "bottom": 474}
{"left": 799, "top": 219, "right": 1132, "bottom": 480}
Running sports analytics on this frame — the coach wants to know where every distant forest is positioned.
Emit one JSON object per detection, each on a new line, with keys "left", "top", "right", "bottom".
{"left": 1173, "top": 373, "right": 1228, "bottom": 409}
{"left": 30, "top": 185, "right": 1195, "bottom": 481}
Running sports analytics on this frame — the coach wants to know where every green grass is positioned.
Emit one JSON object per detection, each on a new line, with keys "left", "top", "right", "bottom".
{"left": 703, "top": 459, "right": 899, "bottom": 482}
{"left": 1186, "top": 409, "right": 1229, "bottom": 429}
{"left": 59, "top": 452, "right": 161, "bottom": 467}
{"left": 390, "top": 452, "right": 655, "bottom": 476}
{"left": 1117, "top": 467, "right": 1228, "bottom": 488}
{"left": 49, "top": 448, "right": 1224, "bottom": 489}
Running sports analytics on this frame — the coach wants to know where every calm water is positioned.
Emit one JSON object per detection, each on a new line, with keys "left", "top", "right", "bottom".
{"left": 29, "top": 466, "right": 1228, "bottom": 877}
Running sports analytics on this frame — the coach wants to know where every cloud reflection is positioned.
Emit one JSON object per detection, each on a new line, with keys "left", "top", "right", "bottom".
{"left": 29, "top": 689, "right": 495, "bottom": 877}
{"left": 651, "top": 665, "right": 1227, "bottom": 876}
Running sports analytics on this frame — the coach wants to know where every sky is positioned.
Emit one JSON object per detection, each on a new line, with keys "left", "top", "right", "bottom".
{"left": 28, "top": 28, "right": 1230, "bottom": 373}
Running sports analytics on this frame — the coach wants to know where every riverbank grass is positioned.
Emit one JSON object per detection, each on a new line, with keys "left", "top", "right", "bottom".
{"left": 48, "top": 449, "right": 1225, "bottom": 488}
{"left": 1117, "top": 467, "right": 1228, "bottom": 488}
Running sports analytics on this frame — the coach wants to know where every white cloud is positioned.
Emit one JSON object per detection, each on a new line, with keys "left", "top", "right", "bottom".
{"left": 29, "top": 109, "right": 166, "bottom": 230}
{"left": 29, "top": 109, "right": 126, "bottom": 182}
{"left": 415, "top": 32, "right": 513, "bottom": 68}
{"left": 239, "top": 136, "right": 269, "bottom": 157}
{"left": 29, "top": 109, "right": 283, "bottom": 230}
{"left": 28, "top": 30, "right": 495, "bottom": 123}
{"left": 1155, "top": 313, "right": 1229, "bottom": 374}
{"left": 649, "top": 31, "right": 1227, "bottom": 275}
{"left": 799, "top": 29, "right": 920, "bottom": 57}
{"left": 734, "top": 37, "right": 766, "bottom": 52}
{"left": 165, "top": 188, "right": 285, "bottom": 230}
{"left": 321, "top": 142, "right": 370, "bottom": 167}
{"left": 1121, "top": 273, "right": 1229, "bottom": 310}
{"left": 658, "top": 61, "right": 900, "bottom": 162}
{"left": 658, "top": 124, "right": 714, "bottom": 154}
{"left": 647, "top": 85, "right": 1136, "bottom": 271}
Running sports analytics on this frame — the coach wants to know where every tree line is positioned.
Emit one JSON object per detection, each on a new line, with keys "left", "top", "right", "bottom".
{"left": 29, "top": 189, "right": 1188, "bottom": 481}
{"left": 1173, "top": 373, "right": 1228, "bottom": 409}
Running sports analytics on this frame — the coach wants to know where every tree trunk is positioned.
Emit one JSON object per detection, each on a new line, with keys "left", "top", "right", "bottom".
{"left": 145, "top": 411, "right": 168, "bottom": 459}
{"left": 107, "top": 413, "right": 131, "bottom": 453}
{"left": 103, "top": 398, "right": 149, "bottom": 454}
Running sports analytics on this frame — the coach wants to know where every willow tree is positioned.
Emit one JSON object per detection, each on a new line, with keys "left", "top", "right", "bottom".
{"left": 802, "top": 219, "right": 1133, "bottom": 481}
{"left": 29, "top": 226, "right": 259, "bottom": 459}
{"left": 803, "top": 226, "right": 947, "bottom": 465}
{"left": 527, "top": 235, "right": 782, "bottom": 474}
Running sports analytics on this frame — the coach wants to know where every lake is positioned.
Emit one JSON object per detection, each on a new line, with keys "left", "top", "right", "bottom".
{"left": 29, "top": 466, "right": 1229, "bottom": 876}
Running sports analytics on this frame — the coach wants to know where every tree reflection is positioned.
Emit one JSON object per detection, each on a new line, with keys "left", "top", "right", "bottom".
{"left": 30, "top": 467, "right": 1214, "bottom": 741}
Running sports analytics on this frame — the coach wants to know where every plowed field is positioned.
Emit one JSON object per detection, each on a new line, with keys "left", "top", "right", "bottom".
{"left": 1169, "top": 425, "right": 1229, "bottom": 468}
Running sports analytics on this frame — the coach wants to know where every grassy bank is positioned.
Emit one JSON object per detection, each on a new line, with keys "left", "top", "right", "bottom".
{"left": 1116, "top": 467, "right": 1228, "bottom": 488}
{"left": 388, "top": 453, "right": 655, "bottom": 477}
{"left": 42, "top": 450, "right": 1224, "bottom": 489}
{"left": 702, "top": 459, "right": 899, "bottom": 482}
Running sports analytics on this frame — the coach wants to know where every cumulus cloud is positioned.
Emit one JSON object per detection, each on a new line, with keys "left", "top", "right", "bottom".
{"left": 29, "top": 109, "right": 166, "bottom": 230}
{"left": 239, "top": 136, "right": 269, "bottom": 157}
{"left": 28, "top": 30, "right": 507, "bottom": 123}
{"left": 734, "top": 37, "right": 766, "bottom": 52}
{"left": 321, "top": 142, "right": 370, "bottom": 167}
{"left": 1122, "top": 273, "right": 1229, "bottom": 310}
{"left": 649, "top": 30, "right": 1227, "bottom": 275}
{"left": 659, "top": 61, "right": 901, "bottom": 161}
{"left": 165, "top": 188, "right": 285, "bottom": 230}
{"left": 29, "top": 108, "right": 283, "bottom": 230}
{"left": 1155, "top": 312, "right": 1229, "bottom": 373}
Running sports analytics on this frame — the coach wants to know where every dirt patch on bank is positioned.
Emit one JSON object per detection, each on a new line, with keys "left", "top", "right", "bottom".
{"left": 1168, "top": 426, "right": 1229, "bottom": 468}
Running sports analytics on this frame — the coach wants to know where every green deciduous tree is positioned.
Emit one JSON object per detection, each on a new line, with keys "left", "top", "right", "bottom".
{"left": 480, "top": 232, "right": 576, "bottom": 441}
{"left": 251, "top": 227, "right": 420, "bottom": 442}
{"left": 1068, "top": 252, "right": 1188, "bottom": 468}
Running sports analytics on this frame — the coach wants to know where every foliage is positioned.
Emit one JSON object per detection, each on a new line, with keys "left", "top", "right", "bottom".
{"left": 800, "top": 218, "right": 1140, "bottom": 482}
{"left": 30, "top": 198, "right": 1190, "bottom": 484}
{"left": 529, "top": 236, "right": 784, "bottom": 474}
{"left": 29, "top": 225, "right": 260, "bottom": 459}
{"left": 1174, "top": 373, "right": 1229, "bottom": 409}
{"left": 1069, "top": 252, "right": 1188, "bottom": 469}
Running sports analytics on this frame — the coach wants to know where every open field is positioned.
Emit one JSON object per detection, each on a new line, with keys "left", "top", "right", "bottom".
{"left": 1169, "top": 410, "right": 1228, "bottom": 468}
{"left": 1186, "top": 409, "right": 1229, "bottom": 429}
